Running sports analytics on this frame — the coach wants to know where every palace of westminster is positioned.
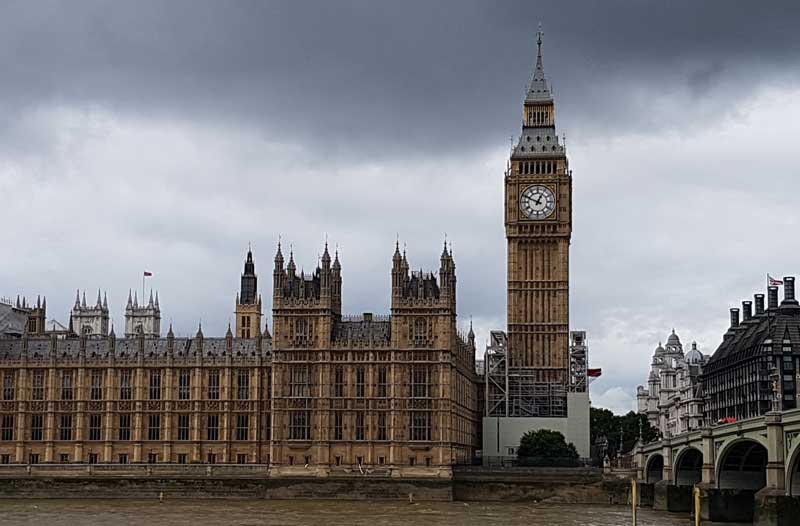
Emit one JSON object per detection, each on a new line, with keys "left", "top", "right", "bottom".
{"left": 0, "top": 31, "right": 593, "bottom": 472}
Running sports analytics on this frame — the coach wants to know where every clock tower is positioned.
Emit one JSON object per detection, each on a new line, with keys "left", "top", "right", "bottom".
{"left": 506, "top": 29, "right": 572, "bottom": 383}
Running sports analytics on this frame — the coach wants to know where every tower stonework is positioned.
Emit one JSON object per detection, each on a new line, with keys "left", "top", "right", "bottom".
{"left": 124, "top": 289, "right": 161, "bottom": 338}
{"left": 235, "top": 248, "right": 262, "bottom": 339}
{"left": 506, "top": 29, "right": 572, "bottom": 382}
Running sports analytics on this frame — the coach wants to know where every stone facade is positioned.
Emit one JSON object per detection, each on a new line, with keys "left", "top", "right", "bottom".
{"left": 124, "top": 290, "right": 161, "bottom": 338}
{"left": 235, "top": 249, "right": 262, "bottom": 339}
{"left": 269, "top": 241, "right": 480, "bottom": 473}
{"left": 71, "top": 290, "right": 110, "bottom": 338}
{"left": 0, "top": 242, "right": 480, "bottom": 473}
{"left": 505, "top": 29, "right": 572, "bottom": 382}
{"left": 636, "top": 330, "right": 707, "bottom": 437}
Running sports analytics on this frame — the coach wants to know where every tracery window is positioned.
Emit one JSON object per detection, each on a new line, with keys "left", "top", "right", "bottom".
{"left": 412, "top": 317, "right": 431, "bottom": 347}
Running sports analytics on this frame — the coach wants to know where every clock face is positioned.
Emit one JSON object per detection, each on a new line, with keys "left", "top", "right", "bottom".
{"left": 520, "top": 185, "right": 556, "bottom": 219}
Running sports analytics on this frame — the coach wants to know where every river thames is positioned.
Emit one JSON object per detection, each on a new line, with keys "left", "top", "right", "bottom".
{"left": 0, "top": 500, "right": 744, "bottom": 525}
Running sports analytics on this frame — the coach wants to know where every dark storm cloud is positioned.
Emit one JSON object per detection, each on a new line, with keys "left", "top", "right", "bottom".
{"left": 3, "top": 1, "right": 800, "bottom": 414}
{"left": 2, "top": 0, "right": 800, "bottom": 160}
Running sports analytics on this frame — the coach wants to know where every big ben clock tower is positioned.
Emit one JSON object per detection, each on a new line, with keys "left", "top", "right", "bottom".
{"left": 506, "top": 29, "right": 571, "bottom": 383}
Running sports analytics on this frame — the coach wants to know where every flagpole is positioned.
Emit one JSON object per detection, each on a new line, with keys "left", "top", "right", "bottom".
{"left": 142, "top": 273, "right": 145, "bottom": 307}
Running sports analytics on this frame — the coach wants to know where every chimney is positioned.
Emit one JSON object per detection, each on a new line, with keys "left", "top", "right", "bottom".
{"left": 754, "top": 294, "right": 765, "bottom": 315}
{"left": 768, "top": 286, "right": 779, "bottom": 310}
{"left": 729, "top": 308, "right": 740, "bottom": 328}
{"left": 782, "top": 276, "right": 798, "bottom": 306}
{"left": 742, "top": 300, "right": 752, "bottom": 322}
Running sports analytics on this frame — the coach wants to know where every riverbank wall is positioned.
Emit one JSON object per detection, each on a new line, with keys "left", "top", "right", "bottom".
{"left": 0, "top": 465, "right": 626, "bottom": 502}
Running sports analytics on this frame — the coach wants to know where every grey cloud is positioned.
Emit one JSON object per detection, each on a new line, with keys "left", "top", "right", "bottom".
{"left": 3, "top": 1, "right": 800, "bottom": 413}
{"left": 2, "top": 1, "right": 800, "bottom": 160}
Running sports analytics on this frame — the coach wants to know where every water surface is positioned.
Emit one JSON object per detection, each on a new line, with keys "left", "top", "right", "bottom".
{"left": 0, "top": 499, "right": 744, "bottom": 525}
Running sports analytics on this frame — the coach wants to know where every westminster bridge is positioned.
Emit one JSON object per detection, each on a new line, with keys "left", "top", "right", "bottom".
{"left": 635, "top": 407, "right": 800, "bottom": 524}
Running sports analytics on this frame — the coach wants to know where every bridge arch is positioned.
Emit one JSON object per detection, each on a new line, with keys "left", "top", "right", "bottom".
{"left": 645, "top": 453, "right": 664, "bottom": 483}
{"left": 674, "top": 446, "right": 702, "bottom": 486}
{"left": 788, "top": 439, "right": 800, "bottom": 496}
{"left": 716, "top": 438, "right": 768, "bottom": 490}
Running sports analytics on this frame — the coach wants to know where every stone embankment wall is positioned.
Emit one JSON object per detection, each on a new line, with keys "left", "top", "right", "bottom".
{"left": 0, "top": 465, "right": 624, "bottom": 503}
{"left": 453, "top": 467, "right": 629, "bottom": 503}
{"left": 0, "top": 477, "right": 454, "bottom": 501}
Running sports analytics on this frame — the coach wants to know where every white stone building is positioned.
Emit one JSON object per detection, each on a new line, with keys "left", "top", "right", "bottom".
{"left": 636, "top": 330, "right": 707, "bottom": 438}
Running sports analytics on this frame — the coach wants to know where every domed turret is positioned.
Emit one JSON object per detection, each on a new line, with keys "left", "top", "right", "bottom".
{"left": 666, "top": 329, "right": 681, "bottom": 346}
{"left": 685, "top": 341, "right": 704, "bottom": 364}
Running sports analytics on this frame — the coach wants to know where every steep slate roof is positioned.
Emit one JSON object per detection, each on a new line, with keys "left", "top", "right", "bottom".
{"left": 0, "top": 303, "right": 26, "bottom": 337}
{"left": 703, "top": 302, "right": 800, "bottom": 374}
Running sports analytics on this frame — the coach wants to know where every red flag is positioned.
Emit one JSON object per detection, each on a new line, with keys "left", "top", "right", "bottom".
{"left": 143, "top": 271, "right": 153, "bottom": 277}
{"left": 587, "top": 368, "right": 603, "bottom": 378}
{"left": 768, "top": 274, "right": 783, "bottom": 286}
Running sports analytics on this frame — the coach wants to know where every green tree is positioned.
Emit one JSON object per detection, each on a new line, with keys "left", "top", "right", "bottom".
{"left": 590, "top": 407, "right": 657, "bottom": 459}
{"left": 517, "top": 429, "right": 579, "bottom": 463}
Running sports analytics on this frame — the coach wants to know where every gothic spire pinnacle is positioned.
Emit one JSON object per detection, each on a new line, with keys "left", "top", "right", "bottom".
{"left": 154, "top": 290, "right": 159, "bottom": 308}
{"left": 287, "top": 246, "right": 296, "bottom": 273}
{"left": 167, "top": 322, "right": 174, "bottom": 338}
{"left": 103, "top": 291, "right": 108, "bottom": 309}
{"left": 148, "top": 289, "right": 154, "bottom": 307}
{"left": 322, "top": 239, "right": 331, "bottom": 266}
{"left": 75, "top": 289, "right": 80, "bottom": 308}
{"left": 127, "top": 289, "right": 133, "bottom": 307}
{"left": 81, "top": 291, "right": 87, "bottom": 308}
{"left": 526, "top": 23, "right": 552, "bottom": 102}
{"left": 96, "top": 289, "right": 102, "bottom": 307}
{"left": 275, "top": 238, "right": 284, "bottom": 262}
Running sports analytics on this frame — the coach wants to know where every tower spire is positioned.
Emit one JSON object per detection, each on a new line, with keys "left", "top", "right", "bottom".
{"left": 526, "top": 23, "right": 551, "bottom": 102}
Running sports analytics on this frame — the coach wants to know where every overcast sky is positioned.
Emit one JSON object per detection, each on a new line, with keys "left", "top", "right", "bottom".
{"left": 2, "top": 0, "right": 800, "bottom": 414}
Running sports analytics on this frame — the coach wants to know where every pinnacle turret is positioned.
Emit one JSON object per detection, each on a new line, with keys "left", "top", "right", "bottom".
{"left": 321, "top": 241, "right": 331, "bottom": 267}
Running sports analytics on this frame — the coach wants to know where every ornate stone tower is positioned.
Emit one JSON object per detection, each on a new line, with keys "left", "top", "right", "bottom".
{"left": 505, "top": 29, "right": 572, "bottom": 382}
{"left": 72, "top": 289, "right": 110, "bottom": 337}
{"left": 235, "top": 248, "right": 262, "bottom": 339}
{"left": 124, "top": 289, "right": 161, "bottom": 338}
{"left": 390, "top": 241, "right": 457, "bottom": 352}
{"left": 271, "top": 241, "right": 341, "bottom": 350}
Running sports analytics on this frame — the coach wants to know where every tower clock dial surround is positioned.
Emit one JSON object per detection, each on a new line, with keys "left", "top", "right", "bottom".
{"left": 519, "top": 184, "right": 556, "bottom": 219}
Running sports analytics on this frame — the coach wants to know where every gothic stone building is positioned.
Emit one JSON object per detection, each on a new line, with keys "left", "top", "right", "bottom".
{"left": 0, "top": 242, "right": 480, "bottom": 473}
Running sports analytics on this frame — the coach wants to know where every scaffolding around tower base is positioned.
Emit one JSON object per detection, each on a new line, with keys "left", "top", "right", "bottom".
{"left": 484, "top": 330, "right": 588, "bottom": 418}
